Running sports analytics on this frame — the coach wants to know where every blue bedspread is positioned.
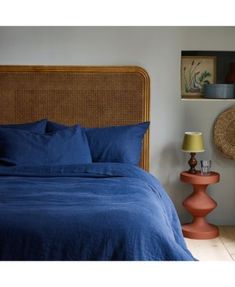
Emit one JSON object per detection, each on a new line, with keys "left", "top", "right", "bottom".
{"left": 0, "top": 163, "right": 194, "bottom": 261}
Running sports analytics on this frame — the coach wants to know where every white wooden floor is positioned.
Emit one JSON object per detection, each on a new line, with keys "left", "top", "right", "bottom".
{"left": 185, "top": 226, "right": 235, "bottom": 261}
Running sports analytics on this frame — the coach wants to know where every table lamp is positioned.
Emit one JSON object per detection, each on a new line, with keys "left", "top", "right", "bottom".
{"left": 182, "top": 132, "right": 205, "bottom": 174}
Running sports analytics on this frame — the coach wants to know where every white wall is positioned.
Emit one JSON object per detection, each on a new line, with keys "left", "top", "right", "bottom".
{"left": 0, "top": 26, "right": 235, "bottom": 224}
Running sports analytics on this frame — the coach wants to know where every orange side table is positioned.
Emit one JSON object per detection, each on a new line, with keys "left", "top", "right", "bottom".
{"left": 180, "top": 171, "right": 220, "bottom": 239}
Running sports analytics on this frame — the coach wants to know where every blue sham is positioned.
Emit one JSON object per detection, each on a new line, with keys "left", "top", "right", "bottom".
{"left": 0, "top": 125, "right": 92, "bottom": 166}
{"left": 0, "top": 119, "right": 47, "bottom": 134}
{"left": 46, "top": 121, "right": 150, "bottom": 165}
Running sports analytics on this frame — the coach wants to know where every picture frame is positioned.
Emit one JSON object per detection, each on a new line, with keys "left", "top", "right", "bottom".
{"left": 181, "top": 56, "right": 216, "bottom": 98}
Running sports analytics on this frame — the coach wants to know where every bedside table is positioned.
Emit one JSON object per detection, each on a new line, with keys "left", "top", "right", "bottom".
{"left": 180, "top": 171, "right": 220, "bottom": 239}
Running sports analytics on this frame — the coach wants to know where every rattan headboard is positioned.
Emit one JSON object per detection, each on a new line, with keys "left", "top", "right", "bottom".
{"left": 0, "top": 66, "right": 150, "bottom": 170}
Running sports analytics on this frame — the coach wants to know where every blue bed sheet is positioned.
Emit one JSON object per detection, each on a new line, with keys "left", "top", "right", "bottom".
{"left": 0, "top": 163, "right": 195, "bottom": 261}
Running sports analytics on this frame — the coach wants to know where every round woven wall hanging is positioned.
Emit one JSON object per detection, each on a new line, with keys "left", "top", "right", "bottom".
{"left": 214, "top": 107, "right": 235, "bottom": 159}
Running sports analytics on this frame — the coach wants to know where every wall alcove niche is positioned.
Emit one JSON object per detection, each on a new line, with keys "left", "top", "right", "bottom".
{"left": 181, "top": 51, "right": 235, "bottom": 101}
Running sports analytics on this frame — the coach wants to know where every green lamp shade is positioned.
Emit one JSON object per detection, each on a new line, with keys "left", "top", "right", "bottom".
{"left": 182, "top": 132, "right": 205, "bottom": 153}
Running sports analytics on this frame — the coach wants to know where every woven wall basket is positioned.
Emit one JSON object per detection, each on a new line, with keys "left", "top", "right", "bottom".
{"left": 214, "top": 107, "right": 235, "bottom": 159}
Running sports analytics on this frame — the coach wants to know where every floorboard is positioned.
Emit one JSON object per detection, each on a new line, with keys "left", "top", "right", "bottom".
{"left": 184, "top": 226, "right": 235, "bottom": 261}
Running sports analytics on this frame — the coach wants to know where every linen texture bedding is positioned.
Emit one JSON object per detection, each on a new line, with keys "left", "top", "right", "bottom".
{"left": 46, "top": 120, "right": 149, "bottom": 165}
{"left": 0, "top": 163, "right": 194, "bottom": 261}
{"left": 0, "top": 119, "right": 47, "bottom": 133}
{"left": 0, "top": 125, "right": 92, "bottom": 166}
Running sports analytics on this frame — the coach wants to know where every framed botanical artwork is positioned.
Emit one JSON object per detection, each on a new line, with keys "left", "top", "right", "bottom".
{"left": 181, "top": 56, "right": 216, "bottom": 98}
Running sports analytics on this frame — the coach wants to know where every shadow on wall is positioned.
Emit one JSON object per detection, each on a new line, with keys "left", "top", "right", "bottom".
{"left": 157, "top": 142, "right": 192, "bottom": 223}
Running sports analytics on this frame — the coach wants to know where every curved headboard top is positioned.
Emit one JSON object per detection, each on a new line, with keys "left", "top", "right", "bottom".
{"left": 0, "top": 65, "right": 150, "bottom": 170}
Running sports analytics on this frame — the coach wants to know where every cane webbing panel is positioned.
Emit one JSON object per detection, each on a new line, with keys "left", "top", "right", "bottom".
{"left": 0, "top": 66, "right": 150, "bottom": 170}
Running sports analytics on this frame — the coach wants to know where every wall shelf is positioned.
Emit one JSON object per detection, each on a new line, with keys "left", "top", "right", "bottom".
{"left": 182, "top": 98, "right": 235, "bottom": 102}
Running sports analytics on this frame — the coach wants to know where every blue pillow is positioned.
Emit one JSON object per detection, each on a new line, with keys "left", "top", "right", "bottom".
{"left": 46, "top": 121, "right": 149, "bottom": 165}
{"left": 0, "top": 125, "right": 92, "bottom": 166}
{"left": 85, "top": 122, "right": 150, "bottom": 165}
{"left": 1, "top": 119, "right": 47, "bottom": 134}
{"left": 46, "top": 120, "right": 66, "bottom": 133}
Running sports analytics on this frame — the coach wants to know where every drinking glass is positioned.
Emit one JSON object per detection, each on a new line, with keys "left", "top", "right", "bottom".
{"left": 200, "top": 160, "right": 211, "bottom": 175}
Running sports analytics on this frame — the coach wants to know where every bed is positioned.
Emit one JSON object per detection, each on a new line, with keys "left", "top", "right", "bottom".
{"left": 0, "top": 66, "right": 194, "bottom": 260}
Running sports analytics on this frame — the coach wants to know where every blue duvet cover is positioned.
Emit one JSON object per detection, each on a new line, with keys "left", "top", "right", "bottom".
{"left": 0, "top": 163, "right": 194, "bottom": 261}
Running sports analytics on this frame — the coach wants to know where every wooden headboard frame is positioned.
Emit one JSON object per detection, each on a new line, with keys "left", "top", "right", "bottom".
{"left": 0, "top": 66, "right": 150, "bottom": 170}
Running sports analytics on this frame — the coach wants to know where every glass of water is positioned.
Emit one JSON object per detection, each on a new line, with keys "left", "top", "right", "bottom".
{"left": 200, "top": 160, "right": 212, "bottom": 175}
